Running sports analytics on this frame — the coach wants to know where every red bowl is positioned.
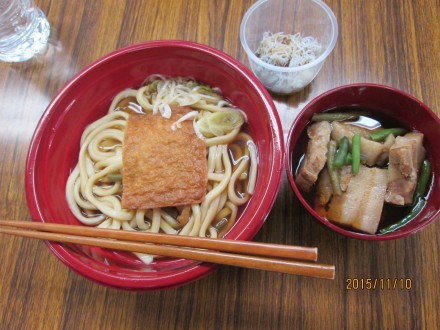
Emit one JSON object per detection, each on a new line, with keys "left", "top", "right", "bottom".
{"left": 286, "top": 83, "right": 440, "bottom": 240}
{"left": 25, "top": 40, "right": 284, "bottom": 290}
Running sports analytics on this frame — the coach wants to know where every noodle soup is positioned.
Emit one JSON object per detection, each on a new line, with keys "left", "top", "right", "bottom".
{"left": 66, "top": 75, "right": 258, "bottom": 263}
{"left": 26, "top": 41, "right": 284, "bottom": 289}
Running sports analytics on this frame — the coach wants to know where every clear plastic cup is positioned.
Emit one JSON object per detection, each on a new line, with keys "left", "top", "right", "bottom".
{"left": 240, "top": 0, "right": 338, "bottom": 94}
{"left": 0, "top": 0, "right": 50, "bottom": 62}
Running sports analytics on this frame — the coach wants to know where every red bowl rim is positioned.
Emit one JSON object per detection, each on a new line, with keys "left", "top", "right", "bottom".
{"left": 285, "top": 83, "right": 440, "bottom": 241}
{"left": 25, "top": 40, "right": 285, "bottom": 290}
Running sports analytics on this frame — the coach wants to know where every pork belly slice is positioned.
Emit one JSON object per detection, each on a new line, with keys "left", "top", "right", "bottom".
{"left": 122, "top": 106, "right": 208, "bottom": 209}
{"left": 315, "top": 165, "right": 353, "bottom": 207}
{"left": 295, "top": 121, "right": 332, "bottom": 192}
{"left": 315, "top": 167, "right": 333, "bottom": 207}
{"left": 385, "top": 133, "right": 425, "bottom": 206}
{"left": 327, "top": 166, "right": 388, "bottom": 234}
{"left": 331, "top": 122, "right": 386, "bottom": 166}
{"left": 339, "top": 165, "right": 354, "bottom": 192}
{"left": 375, "top": 133, "right": 396, "bottom": 166}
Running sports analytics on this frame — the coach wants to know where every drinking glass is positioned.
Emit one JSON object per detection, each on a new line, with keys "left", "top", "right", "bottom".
{"left": 0, "top": 0, "right": 50, "bottom": 62}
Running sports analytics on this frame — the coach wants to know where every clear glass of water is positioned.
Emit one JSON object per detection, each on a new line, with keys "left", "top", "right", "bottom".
{"left": 0, "top": 0, "right": 50, "bottom": 62}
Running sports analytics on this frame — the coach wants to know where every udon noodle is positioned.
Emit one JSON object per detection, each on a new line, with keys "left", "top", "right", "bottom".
{"left": 66, "top": 75, "right": 258, "bottom": 262}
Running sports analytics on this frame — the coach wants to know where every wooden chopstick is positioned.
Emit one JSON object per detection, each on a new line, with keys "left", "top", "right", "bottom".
{"left": 0, "top": 220, "right": 318, "bottom": 261}
{"left": 0, "top": 220, "right": 335, "bottom": 279}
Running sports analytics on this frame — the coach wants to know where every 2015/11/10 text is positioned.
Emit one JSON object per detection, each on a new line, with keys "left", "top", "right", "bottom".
{"left": 346, "top": 278, "right": 412, "bottom": 290}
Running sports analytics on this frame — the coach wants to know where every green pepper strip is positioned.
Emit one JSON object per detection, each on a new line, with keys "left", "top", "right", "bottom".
{"left": 369, "top": 128, "right": 407, "bottom": 142}
{"left": 351, "top": 133, "right": 361, "bottom": 174}
{"left": 311, "top": 113, "right": 360, "bottom": 122}
{"left": 333, "top": 136, "right": 349, "bottom": 168}
{"left": 412, "top": 159, "right": 431, "bottom": 205}
{"left": 379, "top": 199, "right": 426, "bottom": 234}
{"left": 327, "top": 140, "right": 342, "bottom": 195}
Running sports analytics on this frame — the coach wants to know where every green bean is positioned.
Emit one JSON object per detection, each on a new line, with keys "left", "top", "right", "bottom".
{"left": 379, "top": 159, "right": 431, "bottom": 234}
{"left": 369, "top": 128, "right": 407, "bottom": 142}
{"left": 333, "top": 136, "right": 349, "bottom": 168}
{"left": 351, "top": 133, "right": 361, "bottom": 174}
{"left": 107, "top": 173, "right": 123, "bottom": 182}
{"left": 327, "top": 140, "right": 342, "bottom": 195}
{"left": 311, "top": 113, "right": 359, "bottom": 122}
{"left": 412, "top": 159, "right": 431, "bottom": 205}
{"left": 379, "top": 199, "right": 426, "bottom": 234}
{"left": 344, "top": 152, "right": 352, "bottom": 166}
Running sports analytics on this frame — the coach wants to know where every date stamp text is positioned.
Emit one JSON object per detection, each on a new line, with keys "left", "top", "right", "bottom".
{"left": 346, "top": 278, "right": 412, "bottom": 290}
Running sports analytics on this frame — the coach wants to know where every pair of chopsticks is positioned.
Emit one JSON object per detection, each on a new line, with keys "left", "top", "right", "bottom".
{"left": 0, "top": 220, "right": 335, "bottom": 279}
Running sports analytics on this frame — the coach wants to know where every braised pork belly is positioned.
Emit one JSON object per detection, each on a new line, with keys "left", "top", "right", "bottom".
{"left": 331, "top": 121, "right": 390, "bottom": 166}
{"left": 315, "top": 165, "right": 353, "bottom": 207}
{"left": 326, "top": 166, "right": 388, "bottom": 234}
{"left": 295, "top": 121, "right": 332, "bottom": 192}
{"left": 296, "top": 112, "right": 429, "bottom": 235}
{"left": 385, "top": 133, "right": 425, "bottom": 205}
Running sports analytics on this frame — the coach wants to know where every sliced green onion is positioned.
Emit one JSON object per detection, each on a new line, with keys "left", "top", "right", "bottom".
{"left": 213, "top": 218, "right": 229, "bottom": 231}
{"left": 147, "top": 79, "right": 160, "bottom": 92}
{"left": 197, "top": 110, "right": 244, "bottom": 137}
{"left": 199, "top": 84, "right": 212, "bottom": 91}
{"left": 208, "top": 110, "right": 244, "bottom": 136}
{"left": 107, "top": 173, "right": 123, "bottom": 182}
{"left": 196, "top": 116, "right": 214, "bottom": 137}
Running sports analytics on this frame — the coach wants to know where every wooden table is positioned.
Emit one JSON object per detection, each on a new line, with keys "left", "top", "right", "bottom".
{"left": 1, "top": 0, "right": 439, "bottom": 329}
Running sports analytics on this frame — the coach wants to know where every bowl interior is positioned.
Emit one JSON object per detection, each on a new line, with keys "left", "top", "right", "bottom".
{"left": 286, "top": 84, "right": 440, "bottom": 240}
{"left": 26, "top": 41, "right": 284, "bottom": 290}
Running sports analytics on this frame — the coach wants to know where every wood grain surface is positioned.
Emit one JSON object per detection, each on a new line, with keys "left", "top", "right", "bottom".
{"left": 0, "top": 0, "right": 439, "bottom": 329}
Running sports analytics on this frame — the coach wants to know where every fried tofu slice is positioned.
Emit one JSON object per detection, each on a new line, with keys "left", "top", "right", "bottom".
{"left": 122, "top": 106, "right": 208, "bottom": 209}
